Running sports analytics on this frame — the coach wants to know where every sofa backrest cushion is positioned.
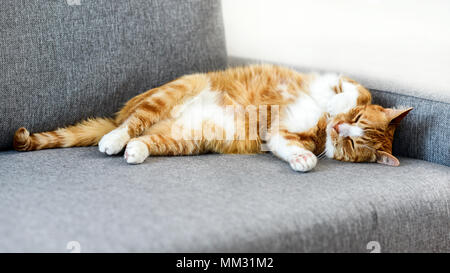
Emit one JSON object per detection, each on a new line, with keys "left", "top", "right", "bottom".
{"left": 0, "top": 0, "right": 227, "bottom": 150}
{"left": 371, "top": 90, "right": 450, "bottom": 167}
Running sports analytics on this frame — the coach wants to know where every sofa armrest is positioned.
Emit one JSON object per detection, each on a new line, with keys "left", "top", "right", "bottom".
{"left": 228, "top": 56, "right": 450, "bottom": 166}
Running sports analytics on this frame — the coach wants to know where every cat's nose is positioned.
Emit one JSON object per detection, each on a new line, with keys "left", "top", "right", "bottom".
{"left": 333, "top": 122, "right": 342, "bottom": 133}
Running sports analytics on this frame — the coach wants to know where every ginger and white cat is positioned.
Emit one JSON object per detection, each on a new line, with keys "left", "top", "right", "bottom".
{"left": 13, "top": 65, "right": 412, "bottom": 172}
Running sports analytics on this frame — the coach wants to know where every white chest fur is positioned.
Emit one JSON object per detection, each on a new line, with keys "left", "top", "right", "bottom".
{"left": 282, "top": 74, "right": 338, "bottom": 133}
{"left": 282, "top": 74, "right": 359, "bottom": 133}
{"left": 282, "top": 93, "right": 324, "bottom": 133}
{"left": 172, "top": 88, "right": 236, "bottom": 139}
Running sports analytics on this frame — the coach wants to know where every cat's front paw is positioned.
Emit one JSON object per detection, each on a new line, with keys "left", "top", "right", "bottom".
{"left": 98, "top": 127, "right": 130, "bottom": 155}
{"left": 289, "top": 151, "right": 317, "bottom": 172}
{"left": 124, "top": 140, "right": 149, "bottom": 164}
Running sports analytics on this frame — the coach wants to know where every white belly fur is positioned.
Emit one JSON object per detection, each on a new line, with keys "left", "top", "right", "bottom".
{"left": 172, "top": 88, "right": 236, "bottom": 140}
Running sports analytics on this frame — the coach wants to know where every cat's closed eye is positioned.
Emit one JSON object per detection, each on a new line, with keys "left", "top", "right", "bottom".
{"left": 353, "top": 113, "right": 362, "bottom": 123}
{"left": 348, "top": 137, "right": 355, "bottom": 149}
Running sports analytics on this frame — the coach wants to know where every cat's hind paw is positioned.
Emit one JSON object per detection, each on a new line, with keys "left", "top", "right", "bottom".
{"left": 124, "top": 140, "right": 149, "bottom": 164}
{"left": 98, "top": 128, "right": 129, "bottom": 155}
{"left": 289, "top": 151, "right": 317, "bottom": 172}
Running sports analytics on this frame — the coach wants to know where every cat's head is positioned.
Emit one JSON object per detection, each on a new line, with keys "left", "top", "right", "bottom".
{"left": 326, "top": 105, "right": 413, "bottom": 166}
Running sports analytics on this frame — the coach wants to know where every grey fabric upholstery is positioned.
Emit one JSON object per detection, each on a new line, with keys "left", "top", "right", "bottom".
{"left": 0, "top": 147, "right": 449, "bottom": 252}
{"left": 228, "top": 57, "right": 450, "bottom": 166}
{"left": 0, "top": 0, "right": 227, "bottom": 150}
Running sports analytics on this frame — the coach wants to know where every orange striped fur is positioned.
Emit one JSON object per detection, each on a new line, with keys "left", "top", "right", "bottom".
{"left": 14, "top": 118, "right": 116, "bottom": 151}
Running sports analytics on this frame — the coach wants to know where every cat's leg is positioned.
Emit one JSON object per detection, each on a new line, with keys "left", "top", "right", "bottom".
{"left": 267, "top": 131, "right": 318, "bottom": 172}
{"left": 99, "top": 74, "right": 209, "bottom": 155}
{"left": 124, "top": 134, "right": 205, "bottom": 164}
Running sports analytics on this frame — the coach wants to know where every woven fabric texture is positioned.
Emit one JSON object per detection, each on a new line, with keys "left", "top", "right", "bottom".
{"left": 0, "top": 147, "right": 448, "bottom": 252}
{"left": 0, "top": 0, "right": 227, "bottom": 149}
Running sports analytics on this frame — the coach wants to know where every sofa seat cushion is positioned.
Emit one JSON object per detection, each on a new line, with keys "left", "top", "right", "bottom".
{"left": 0, "top": 147, "right": 449, "bottom": 252}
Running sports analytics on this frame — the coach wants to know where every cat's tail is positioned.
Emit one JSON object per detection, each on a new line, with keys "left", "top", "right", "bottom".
{"left": 13, "top": 117, "right": 117, "bottom": 151}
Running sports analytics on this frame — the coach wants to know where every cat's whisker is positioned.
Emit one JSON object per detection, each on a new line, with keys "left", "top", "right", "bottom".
{"left": 317, "top": 150, "right": 327, "bottom": 160}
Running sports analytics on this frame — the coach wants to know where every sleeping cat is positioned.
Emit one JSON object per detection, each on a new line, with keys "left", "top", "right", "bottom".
{"left": 13, "top": 65, "right": 412, "bottom": 172}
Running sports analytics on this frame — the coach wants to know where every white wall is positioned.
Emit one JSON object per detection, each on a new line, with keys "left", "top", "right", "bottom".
{"left": 222, "top": 0, "right": 450, "bottom": 96}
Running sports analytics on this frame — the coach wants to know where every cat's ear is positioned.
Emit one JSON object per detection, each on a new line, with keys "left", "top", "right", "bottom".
{"left": 376, "top": 151, "right": 400, "bottom": 166}
{"left": 384, "top": 107, "right": 413, "bottom": 126}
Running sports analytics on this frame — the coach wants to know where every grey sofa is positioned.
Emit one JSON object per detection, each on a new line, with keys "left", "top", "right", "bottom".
{"left": 0, "top": 0, "right": 448, "bottom": 252}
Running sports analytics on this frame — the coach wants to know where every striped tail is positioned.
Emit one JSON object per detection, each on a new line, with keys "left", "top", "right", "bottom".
{"left": 13, "top": 117, "right": 117, "bottom": 151}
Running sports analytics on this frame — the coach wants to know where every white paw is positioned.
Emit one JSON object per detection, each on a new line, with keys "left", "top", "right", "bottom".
{"left": 98, "top": 127, "right": 130, "bottom": 155}
{"left": 289, "top": 151, "right": 318, "bottom": 172}
{"left": 124, "top": 141, "right": 149, "bottom": 164}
